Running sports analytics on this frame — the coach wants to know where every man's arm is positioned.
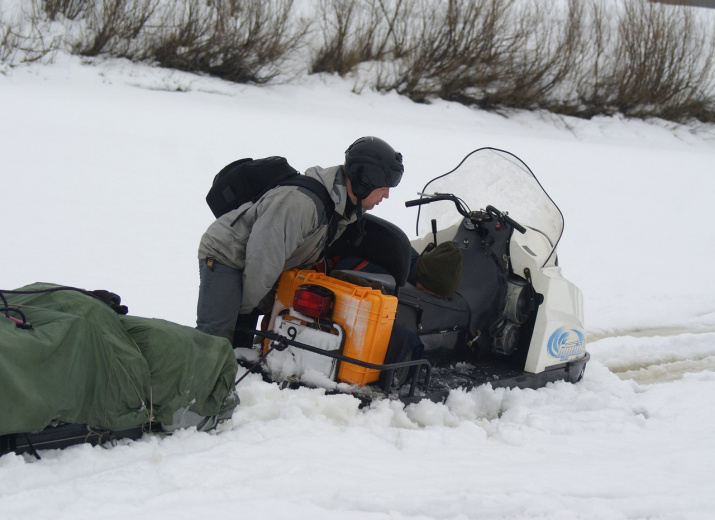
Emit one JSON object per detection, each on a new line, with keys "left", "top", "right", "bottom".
{"left": 239, "top": 189, "right": 318, "bottom": 314}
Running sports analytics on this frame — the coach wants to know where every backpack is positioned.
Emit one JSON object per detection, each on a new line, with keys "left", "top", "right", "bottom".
{"left": 206, "top": 156, "right": 338, "bottom": 241}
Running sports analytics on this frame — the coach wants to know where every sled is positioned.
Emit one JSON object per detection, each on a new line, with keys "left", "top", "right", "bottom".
{"left": 0, "top": 284, "right": 238, "bottom": 458}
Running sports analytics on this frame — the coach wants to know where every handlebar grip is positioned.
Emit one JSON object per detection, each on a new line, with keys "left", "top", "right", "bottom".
{"left": 486, "top": 205, "right": 526, "bottom": 234}
{"left": 507, "top": 217, "right": 527, "bottom": 234}
{"left": 405, "top": 198, "right": 433, "bottom": 207}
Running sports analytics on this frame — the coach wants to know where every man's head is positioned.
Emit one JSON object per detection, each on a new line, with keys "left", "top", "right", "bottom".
{"left": 344, "top": 136, "right": 403, "bottom": 210}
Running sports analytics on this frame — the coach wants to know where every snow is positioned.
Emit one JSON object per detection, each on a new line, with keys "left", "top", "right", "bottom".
{"left": 1, "top": 54, "right": 715, "bottom": 519}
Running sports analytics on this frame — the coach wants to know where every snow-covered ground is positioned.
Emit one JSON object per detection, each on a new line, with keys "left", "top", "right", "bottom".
{"left": 1, "top": 56, "right": 715, "bottom": 520}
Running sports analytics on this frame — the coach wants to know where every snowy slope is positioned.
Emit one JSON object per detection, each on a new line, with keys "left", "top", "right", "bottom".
{"left": 1, "top": 56, "right": 715, "bottom": 520}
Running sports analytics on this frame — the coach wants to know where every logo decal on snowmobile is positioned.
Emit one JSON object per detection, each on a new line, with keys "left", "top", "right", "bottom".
{"left": 547, "top": 327, "right": 586, "bottom": 361}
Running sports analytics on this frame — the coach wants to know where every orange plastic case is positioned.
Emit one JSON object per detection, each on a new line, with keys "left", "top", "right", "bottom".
{"left": 275, "top": 269, "right": 397, "bottom": 386}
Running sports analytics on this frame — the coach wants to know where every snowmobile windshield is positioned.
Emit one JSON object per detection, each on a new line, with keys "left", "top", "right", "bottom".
{"left": 413, "top": 148, "right": 564, "bottom": 266}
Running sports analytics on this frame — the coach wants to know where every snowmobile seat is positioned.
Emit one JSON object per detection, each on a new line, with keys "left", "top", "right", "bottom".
{"left": 395, "top": 282, "right": 471, "bottom": 353}
{"left": 396, "top": 283, "right": 470, "bottom": 332}
{"left": 332, "top": 270, "right": 398, "bottom": 294}
{"left": 327, "top": 214, "right": 412, "bottom": 292}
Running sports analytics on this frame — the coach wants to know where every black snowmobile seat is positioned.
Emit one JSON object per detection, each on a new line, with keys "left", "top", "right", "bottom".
{"left": 395, "top": 282, "right": 470, "bottom": 332}
{"left": 332, "top": 269, "right": 398, "bottom": 294}
{"left": 327, "top": 213, "right": 412, "bottom": 292}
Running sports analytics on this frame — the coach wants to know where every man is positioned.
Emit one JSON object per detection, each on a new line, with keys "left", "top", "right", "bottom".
{"left": 196, "top": 136, "right": 404, "bottom": 346}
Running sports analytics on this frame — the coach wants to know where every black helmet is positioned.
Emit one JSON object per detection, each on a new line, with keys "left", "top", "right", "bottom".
{"left": 344, "top": 136, "right": 403, "bottom": 199}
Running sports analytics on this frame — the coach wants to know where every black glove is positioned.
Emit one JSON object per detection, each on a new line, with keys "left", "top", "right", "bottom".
{"left": 91, "top": 290, "right": 129, "bottom": 315}
{"left": 233, "top": 310, "right": 260, "bottom": 349}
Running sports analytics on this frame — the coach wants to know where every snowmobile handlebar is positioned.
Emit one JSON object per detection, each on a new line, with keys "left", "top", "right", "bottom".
{"left": 405, "top": 193, "right": 471, "bottom": 218}
{"left": 485, "top": 205, "right": 526, "bottom": 234}
{"left": 405, "top": 195, "right": 526, "bottom": 234}
{"left": 405, "top": 194, "right": 451, "bottom": 207}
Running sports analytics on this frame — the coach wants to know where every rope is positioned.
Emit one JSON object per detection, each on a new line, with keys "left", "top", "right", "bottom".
{"left": 1, "top": 285, "right": 126, "bottom": 330}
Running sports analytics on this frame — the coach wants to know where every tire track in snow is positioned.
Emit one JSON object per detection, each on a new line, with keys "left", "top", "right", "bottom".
{"left": 586, "top": 328, "right": 715, "bottom": 384}
{"left": 610, "top": 354, "right": 715, "bottom": 384}
{"left": 587, "top": 326, "right": 715, "bottom": 343}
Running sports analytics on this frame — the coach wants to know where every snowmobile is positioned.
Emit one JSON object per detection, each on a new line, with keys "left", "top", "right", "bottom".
{"left": 237, "top": 147, "right": 589, "bottom": 403}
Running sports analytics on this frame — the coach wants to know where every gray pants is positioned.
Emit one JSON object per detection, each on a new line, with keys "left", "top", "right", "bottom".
{"left": 196, "top": 258, "right": 243, "bottom": 341}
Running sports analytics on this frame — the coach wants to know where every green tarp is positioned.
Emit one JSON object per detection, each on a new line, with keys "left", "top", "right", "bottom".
{"left": 0, "top": 283, "right": 238, "bottom": 436}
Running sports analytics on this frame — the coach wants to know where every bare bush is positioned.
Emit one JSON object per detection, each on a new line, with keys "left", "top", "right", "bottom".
{"left": 0, "top": 21, "right": 21, "bottom": 64}
{"left": 43, "top": 0, "right": 94, "bottom": 21}
{"left": 369, "top": 0, "right": 715, "bottom": 122}
{"left": 0, "top": 4, "right": 60, "bottom": 65}
{"left": 567, "top": 0, "right": 614, "bottom": 117}
{"left": 613, "top": 1, "right": 715, "bottom": 120}
{"left": 311, "top": 0, "right": 412, "bottom": 76}
{"left": 2, "top": 0, "right": 715, "bottom": 122}
{"left": 71, "top": 0, "right": 158, "bottom": 57}
{"left": 375, "top": 0, "right": 517, "bottom": 105}
{"left": 490, "top": 0, "right": 585, "bottom": 111}
{"left": 141, "top": 0, "right": 308, "bottom": 83}
{"left": 375, "top": 0, "right": 583, "bottom": 110}
{"left": 567, "top": 0, "right": 715, "bottom": 121}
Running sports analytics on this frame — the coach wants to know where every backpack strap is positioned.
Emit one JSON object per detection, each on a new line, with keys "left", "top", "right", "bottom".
{"left": 228, "top": 175, "right": 341, "bottom": 247}
{"left": 278, "top": 176, "right": 339, "bottom": 244}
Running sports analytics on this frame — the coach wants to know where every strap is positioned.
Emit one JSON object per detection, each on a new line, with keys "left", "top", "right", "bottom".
{"left": 279, "top": 176, "right": 339, "bottom": 244}
{"left": 227, "top": 175, "right": 340, "bottom": 246}
{"left": 279, "top": 176, "right": 334, "bottom": 214}
{"left": 353, "top": 199, "right": 366, "bottom": 246}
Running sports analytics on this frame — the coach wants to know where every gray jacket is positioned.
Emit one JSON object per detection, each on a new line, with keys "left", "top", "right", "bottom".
{"left": 198, "top": 165, "right": 356, "bottom": 314}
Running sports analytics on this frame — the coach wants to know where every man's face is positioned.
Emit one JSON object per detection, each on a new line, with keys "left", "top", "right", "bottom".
{"left": 360, "top": 186, "right": 390, "bottom": 210}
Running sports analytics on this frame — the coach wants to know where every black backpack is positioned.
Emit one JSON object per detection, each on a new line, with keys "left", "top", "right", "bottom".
{"left": 206, "top": 156, "right": 338, "bottom": 240}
